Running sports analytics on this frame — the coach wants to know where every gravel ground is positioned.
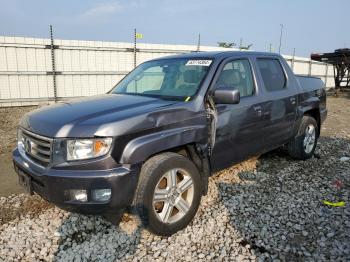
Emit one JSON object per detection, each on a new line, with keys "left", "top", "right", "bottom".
{"left": 0, "top": 106, "right": 36, "bottom": 154}
{"left": 0, "top": 96, "right": 349, "bottom": 261}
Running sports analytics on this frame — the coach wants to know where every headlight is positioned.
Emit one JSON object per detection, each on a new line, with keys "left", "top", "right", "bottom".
{"left": 17, "top": 129, "right": 26, "bottom": 155}
{"left": 66, "top": 138, "right": 112, "bottom": 161}
{"left": 17, "top": 129, "right": 24, "bottom": 146}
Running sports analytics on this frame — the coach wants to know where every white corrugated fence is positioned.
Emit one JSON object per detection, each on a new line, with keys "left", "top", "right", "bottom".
{"left": 0, "top": 36, "right": 334, "bottom": 107}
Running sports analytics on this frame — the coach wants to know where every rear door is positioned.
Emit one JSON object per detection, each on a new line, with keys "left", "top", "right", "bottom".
{"left": 255, "top": 57, "right": 298, "bottom": 149}
{"left": 210, "top": 57, "right": 268, "bottom": 171}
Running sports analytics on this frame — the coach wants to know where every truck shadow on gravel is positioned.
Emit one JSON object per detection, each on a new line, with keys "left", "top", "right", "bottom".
{"left": 53, "top": 213, "right": 142, "bottom": 261}
{"left": 218, "top": 136, "right": 350, "bottom": 261}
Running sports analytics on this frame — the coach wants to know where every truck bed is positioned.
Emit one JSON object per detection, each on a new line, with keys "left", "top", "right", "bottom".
{"left": 296, "top": 75, "right": 324, "bottom": 92}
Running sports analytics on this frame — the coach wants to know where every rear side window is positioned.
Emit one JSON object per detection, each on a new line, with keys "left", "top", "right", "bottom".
{"left": 257, "top": 59, "right": 286, "bottom": 91}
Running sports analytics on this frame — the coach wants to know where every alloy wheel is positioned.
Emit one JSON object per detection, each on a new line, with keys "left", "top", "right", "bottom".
{"left": 152, "top": 168, "right": 194, "bottom": 224}
{"left": 303, "top": 124, "right": 316, "bottom": 154}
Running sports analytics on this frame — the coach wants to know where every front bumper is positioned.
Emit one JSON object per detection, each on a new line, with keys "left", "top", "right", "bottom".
{"left": 12, "top": 148, "right": 139, "bottom": 215}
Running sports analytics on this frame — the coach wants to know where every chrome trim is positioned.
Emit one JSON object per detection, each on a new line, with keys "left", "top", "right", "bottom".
{"left": 21, "top": 128, "right": 52, "bottom": 142}
{"left": 20, "top": 128, "right": 53, "bottom": 165}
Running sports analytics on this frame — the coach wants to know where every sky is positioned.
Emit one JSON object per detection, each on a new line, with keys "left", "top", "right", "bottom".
{"left": 0, "top": 0, "right": 349, "bottom": 57}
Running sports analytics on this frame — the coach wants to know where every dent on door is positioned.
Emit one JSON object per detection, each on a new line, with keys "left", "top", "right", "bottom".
{"left": 210, "top": 101, "right": 266, "bottom": 171}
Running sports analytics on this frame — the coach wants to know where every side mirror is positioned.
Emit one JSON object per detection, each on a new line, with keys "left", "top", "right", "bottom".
{"left": 213, "top": 87, "right": 240, "bottom": 104}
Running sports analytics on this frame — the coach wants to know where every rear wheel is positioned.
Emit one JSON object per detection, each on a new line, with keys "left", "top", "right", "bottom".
{"left": 288, "top": 116, "right": 318, "bottom": 160}
{"left": 134, "top": 152, "right": 202, "bottom": 236}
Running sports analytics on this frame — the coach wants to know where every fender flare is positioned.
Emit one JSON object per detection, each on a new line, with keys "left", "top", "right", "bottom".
{"left": 120, "top": 125, "right": 207, "bottom": 164}
{"left": 293, "top": 98, "right": 320, "bottom": 137}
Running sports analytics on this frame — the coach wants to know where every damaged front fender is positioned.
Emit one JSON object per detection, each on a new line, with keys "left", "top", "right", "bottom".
{"left": 120, "top": 126, "right": 207, "bottom": 164}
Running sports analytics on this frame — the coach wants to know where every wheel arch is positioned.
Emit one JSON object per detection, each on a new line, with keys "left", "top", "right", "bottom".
{"left": 303, "top": 108, "right": 321, "bottom": 137}
{"left": 119, "top": 127, "right": 210, "bottom": 195}
{"left": 119, "top": 126, "right": 207, "bottom": 164}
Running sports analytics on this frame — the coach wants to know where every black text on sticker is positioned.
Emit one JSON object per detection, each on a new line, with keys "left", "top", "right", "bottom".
{"left": 186, "top": 60, "right": 212, "bottom": 66}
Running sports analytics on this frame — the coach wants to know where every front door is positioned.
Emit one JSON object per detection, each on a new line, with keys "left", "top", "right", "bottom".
{"left": 210, "top": 58, "right": 268, "bottom": 171}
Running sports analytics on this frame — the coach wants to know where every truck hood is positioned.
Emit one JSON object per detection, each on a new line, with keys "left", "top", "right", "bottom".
{"left": 20, "top": 94, "right": 196, "bottom": 138}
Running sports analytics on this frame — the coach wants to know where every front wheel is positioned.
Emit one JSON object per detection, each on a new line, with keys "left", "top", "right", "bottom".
{"left": 288, "top": 115, "right": 318, "bottom": 160}
{"left": 134, "top": 152, "right": 202, "bottom": 236}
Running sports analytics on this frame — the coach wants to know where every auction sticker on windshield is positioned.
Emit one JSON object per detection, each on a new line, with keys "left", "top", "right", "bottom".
{"left": 186, "top": 60, "right": 212, "bottom": 66}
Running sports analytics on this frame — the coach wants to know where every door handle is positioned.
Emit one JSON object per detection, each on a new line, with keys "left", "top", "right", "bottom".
{"left": 254, "top": 106, "right": 262, "bottom": 117}
{"left": 290, "top": 97, "right": 296, "bottom": 105}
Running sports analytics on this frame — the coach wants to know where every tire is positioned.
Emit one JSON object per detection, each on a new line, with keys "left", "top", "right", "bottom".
{"left": 134, "top": 152, "right": 202, "bottom": 236}
{"left": 288, "top": 115, "right": 318, "bottom": 160}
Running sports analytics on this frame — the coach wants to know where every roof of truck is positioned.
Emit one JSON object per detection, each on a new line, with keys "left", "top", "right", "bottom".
{"left": 152, "top": 51, "right": 281, "bottom": 61}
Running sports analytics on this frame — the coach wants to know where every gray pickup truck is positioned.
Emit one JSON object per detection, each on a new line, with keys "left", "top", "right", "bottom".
{"left": 13, "top": 51, "right": 327, "bottom": 236}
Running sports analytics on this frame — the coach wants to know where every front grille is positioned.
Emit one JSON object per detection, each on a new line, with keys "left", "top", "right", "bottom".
{"left": 21, "top": 129, "right": 53, "bottom": 166}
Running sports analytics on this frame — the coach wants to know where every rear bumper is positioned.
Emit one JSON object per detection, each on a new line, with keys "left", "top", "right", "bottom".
{"left": 12, "top": 148, "right": 139, "bottom": 215}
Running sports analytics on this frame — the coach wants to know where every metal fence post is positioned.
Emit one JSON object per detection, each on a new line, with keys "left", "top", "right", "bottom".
{"left": 325, "top": 63, "right": 329, "bottom": 87}
{"left": 197, "top": 33, "right": 201, "bottom": 52}
{"left": 308, "top": 60, "right": 312, "bottom": 76}
{"left": 134, "top": 28, "right": 137, "bottom": 68}
{"left": 49, "top": 25, "right": 57, "bottom": 102}
{"left": 291, "top": 48, "right": 295, "bottom": 71}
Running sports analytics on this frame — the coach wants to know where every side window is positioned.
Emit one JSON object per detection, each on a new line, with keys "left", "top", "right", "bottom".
{"left": 256, "top": 59, "right": 286, "bottom": 91}
{"left": 216, "top": 59, "right": 254, "bottom": 97}
{"left": 126, "top": 66, "right": 164, "bottom": 93}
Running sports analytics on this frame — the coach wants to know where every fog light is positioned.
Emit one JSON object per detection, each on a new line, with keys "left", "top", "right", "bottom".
{"left": 92, "top": 189, "right": 111, "bottom": 202}
{"left": 71, "top": 190, "right": 88, "bottom": 202}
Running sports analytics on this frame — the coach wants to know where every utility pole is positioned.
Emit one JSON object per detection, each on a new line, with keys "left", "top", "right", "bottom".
{"left": 269, "top": 43, "right": 272, "bottom": 52}
{"left": 239, "top": 38, "right": 243, "bottom": 50}
{"left": 278, "top": 24, "right": 284, "bottom": 54}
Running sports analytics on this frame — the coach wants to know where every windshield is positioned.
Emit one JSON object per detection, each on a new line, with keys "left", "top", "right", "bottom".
{"left": 111, "top": 58, "right": 212, "bottom": 100}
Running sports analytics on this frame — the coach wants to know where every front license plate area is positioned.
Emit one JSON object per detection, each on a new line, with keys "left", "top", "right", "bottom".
{"left": 18, "top": 169, "right": 33, "bottom": 195}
